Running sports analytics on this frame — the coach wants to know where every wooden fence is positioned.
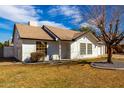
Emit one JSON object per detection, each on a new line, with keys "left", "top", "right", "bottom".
{"left": 0, "top": 47, "right": 3, "bottom": 57}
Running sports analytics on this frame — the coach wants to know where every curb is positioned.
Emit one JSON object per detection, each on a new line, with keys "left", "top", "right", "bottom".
{"left": 91, "top": 63, "right": 124, "bottom": 70}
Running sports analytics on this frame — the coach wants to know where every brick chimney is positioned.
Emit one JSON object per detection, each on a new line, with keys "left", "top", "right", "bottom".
{"left": 28, "top": 21, "right": 38, "bottom": 26}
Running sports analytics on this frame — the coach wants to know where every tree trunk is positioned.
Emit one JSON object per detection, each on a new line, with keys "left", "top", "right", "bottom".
{"left": 107, "top": 45, "right": 113, "bottom": 63}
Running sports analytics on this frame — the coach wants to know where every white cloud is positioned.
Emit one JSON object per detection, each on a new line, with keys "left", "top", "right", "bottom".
{"left": 38, "top": 21, "right": 70, "bottom": 29}
{"left": 36, "top": 9, "right": 43, "bottom": 14}
{"left": 0, "top": 5, "right": 42, "bottom": 23}
{"left": 80, "top": 22, "right": 100, "bottom": 33}
{"left": 48, "top": 6, "right": 82, "bottom": 24}
{"left": 0, "top": 6, "right": 71, "bottom": 30}
{"left": 80, "top": 23, "right": 91, "bottom": 27}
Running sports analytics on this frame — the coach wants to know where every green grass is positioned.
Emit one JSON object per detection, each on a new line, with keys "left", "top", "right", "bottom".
{"left": 0, "top": 57, "right": 123, "bottom": 88}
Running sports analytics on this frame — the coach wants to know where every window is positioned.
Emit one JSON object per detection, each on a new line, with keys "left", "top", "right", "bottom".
{"left": 87, "top": 43, "right": 92, "bottom": 54}
{"left": 80, "top": 43, "right": 86, "bottom": 55}
{"left": 36, "top": 41, "right": 47, "bottom": 55}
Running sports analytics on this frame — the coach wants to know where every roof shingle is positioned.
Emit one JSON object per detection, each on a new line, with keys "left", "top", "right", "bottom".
{"left": 44, "top": 25, "right": 81, "bottom": 40}
{"left": 14, "top": 24, "right": 94, "bottom": 41}
{"left": 15, "top": 24, "right": 53, "bottom": 40}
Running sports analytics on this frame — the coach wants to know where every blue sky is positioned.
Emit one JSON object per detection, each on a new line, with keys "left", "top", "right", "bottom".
{"left": 0, "top": 5, "right": 124, "bottom": 42}
{"left": 0, "top": 5, "right": 87, "bottom": 42}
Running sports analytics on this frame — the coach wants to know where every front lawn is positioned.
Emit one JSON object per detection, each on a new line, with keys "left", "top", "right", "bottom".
{"left": 0, "top": 57, "right": 124, "bottom": 88}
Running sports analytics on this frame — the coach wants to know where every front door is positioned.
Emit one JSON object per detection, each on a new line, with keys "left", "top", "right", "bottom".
{"left": 61, "top": 42, "right": 70, "bottom": 59}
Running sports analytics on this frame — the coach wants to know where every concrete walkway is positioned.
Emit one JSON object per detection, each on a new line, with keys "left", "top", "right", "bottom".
{"left": 91, "top": 61, "right": 124, "bottom": 70}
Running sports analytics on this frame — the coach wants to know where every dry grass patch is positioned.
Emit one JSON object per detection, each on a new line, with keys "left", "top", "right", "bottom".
{"left": 0, "top": 58, "right": 123, "bottom": 88}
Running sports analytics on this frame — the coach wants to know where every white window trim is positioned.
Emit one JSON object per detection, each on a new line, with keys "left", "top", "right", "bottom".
{"left": 80, "top": 43, "right": 93, "bottom": 55}
{"left": 87, "top": 43, "right": 92, "bottom": 55}
{"left": 80, "top": 43, "right": 86, "bottom": 55}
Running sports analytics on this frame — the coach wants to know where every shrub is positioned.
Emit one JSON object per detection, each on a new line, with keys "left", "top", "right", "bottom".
{"left": 30, "top": 52, "right": 45, "bottom": 62}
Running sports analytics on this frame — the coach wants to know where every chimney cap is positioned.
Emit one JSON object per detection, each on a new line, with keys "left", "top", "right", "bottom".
{"left": 28, "top": 21, "right": 38, "bottom": 26}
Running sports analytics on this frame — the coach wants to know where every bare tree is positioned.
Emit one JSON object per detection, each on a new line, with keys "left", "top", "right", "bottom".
{"left": 79, "top": 6, "right": 124, "bottom": 63}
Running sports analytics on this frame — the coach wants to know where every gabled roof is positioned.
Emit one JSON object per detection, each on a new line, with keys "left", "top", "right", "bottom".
{"left": 72, "top": 31, "right": 88, "bottom": 40}
{"left": 13, "top": 23, "right": 100, "bottom": 42}
{"left": 44, "top": 25, "right": 80, "bottom": 40}
{"left": 14, "top": 24, "right": 53, "bottom": 40}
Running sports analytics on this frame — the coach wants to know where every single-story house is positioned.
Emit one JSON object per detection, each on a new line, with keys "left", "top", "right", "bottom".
{"left": 12, "top": 21, "right": 105, "bottom": 62}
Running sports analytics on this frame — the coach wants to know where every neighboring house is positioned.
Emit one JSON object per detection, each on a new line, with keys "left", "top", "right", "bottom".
{"left": 114, "top": 39, "right": 124, "bottom": 53}
{"left": 12, "top": 21, "right": 105, "bottom": 62}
